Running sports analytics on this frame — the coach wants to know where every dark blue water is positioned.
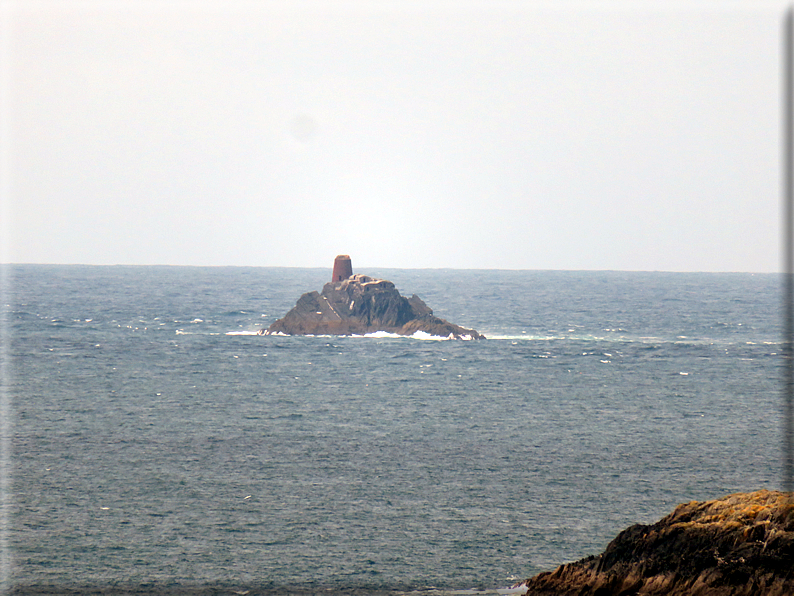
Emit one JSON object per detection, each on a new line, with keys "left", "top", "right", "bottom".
{"left": 5, "top": 265, "right": 784, "bottom": 593}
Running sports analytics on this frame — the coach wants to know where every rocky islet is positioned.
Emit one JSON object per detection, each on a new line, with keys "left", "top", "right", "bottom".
{"left": 259, "top": 255, "right": 484, "bottom": 339}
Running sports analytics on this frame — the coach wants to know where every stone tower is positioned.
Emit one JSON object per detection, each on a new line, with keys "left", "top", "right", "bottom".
{"left": 332, "top": 254, "right": 353, "bottom": 282}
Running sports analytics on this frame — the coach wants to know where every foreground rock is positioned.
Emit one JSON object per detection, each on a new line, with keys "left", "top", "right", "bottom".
{"left": 521, "top": 490, "right": 794, "bottom": 596}
{"left": 260, "top": 273, "right": 484, "bottom": 339}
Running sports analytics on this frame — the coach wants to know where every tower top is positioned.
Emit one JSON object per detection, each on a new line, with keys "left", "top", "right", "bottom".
{"left": 332, "top": 255, "right": 353, "bottom": 282}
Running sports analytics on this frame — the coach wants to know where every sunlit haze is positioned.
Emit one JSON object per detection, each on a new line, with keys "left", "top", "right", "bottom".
{"left": 2, "top": 0, "right": 786, "bottom": 271}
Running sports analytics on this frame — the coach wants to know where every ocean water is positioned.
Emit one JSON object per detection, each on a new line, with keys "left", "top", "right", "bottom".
{"left": 4, "top": 265, "right": 784, "bottom": 593}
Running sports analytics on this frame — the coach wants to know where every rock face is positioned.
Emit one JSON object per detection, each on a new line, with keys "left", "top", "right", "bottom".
{"left": 260, "top": 273, "right": 485, "bottom": 339}
{"left": 521, "top": 490, "right": 794, "bottom": 596}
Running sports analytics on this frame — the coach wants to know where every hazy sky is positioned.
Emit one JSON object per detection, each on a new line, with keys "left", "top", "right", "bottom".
{"left": 1, "top": 1, "right": 787, "bottom": 271}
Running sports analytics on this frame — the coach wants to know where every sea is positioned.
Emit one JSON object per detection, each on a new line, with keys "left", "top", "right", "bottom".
{"left": 3, "top": 265, "right": 785, "bottom": 594}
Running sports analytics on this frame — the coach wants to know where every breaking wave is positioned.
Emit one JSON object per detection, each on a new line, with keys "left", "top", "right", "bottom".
{"left": 248, "top": 330, "right": 473, "bottom": 341}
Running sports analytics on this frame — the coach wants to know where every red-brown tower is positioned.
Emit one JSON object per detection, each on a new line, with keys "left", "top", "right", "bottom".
{"left": 332, "top": 255, "right": 353, "bottom": 282}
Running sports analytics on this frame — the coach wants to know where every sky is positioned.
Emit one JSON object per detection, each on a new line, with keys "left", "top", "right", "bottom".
{"left": 0, "top": 0, "right": 788, "bottom": 271}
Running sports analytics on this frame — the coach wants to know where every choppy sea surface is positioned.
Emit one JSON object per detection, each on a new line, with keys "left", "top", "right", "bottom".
{"left": 4, "top": 265, "right": 784, "bottom": 594}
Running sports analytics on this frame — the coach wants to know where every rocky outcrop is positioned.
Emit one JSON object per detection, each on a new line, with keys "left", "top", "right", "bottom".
{"left": 520, "top": 490, "right": 794, "bottom": 596}
{"left": 259, "top": 273, "right": 484, "bottom": 339}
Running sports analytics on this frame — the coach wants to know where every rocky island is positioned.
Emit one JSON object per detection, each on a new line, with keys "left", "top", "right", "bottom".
{"left": 520, "top": 490, "right": 794, "bottom": 596}
{"left": 259, "top": 255, "right": 485, "bottom": 339}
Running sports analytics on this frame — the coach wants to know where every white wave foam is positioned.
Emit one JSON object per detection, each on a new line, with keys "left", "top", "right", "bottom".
{"left": 360, "top": 330, "right": 402, "bottom": 339}
{"left": 259, "top": 330, "right": 466, "bottom": 341}
{"left": 361, "top": 330, "right": 462, "bottom": 341}
{"left": 225, "top": 331, "right": 260, "bottom": 336}
{"left": 409, "top": 330, "right": 454, "bottom": 341}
